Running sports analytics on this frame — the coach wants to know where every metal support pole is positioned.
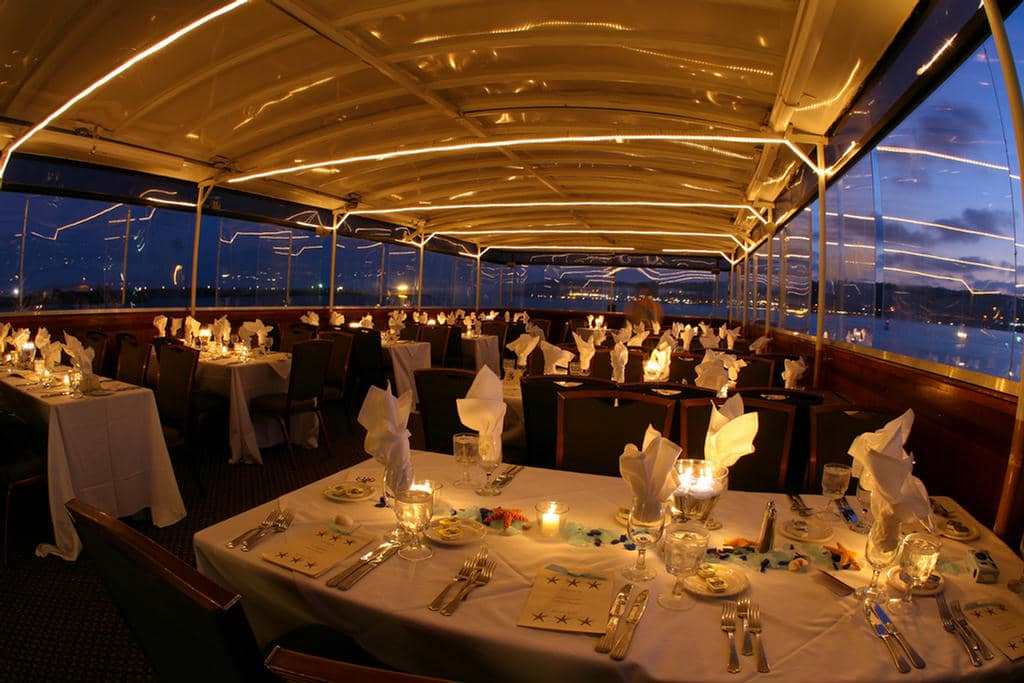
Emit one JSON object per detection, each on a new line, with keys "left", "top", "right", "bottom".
{"left": 17, "top": 198, "right": 28, "bottom": 310}
{"left": 813, "top": 144, "right": 827, "bottom": 389}
{"left": 741, "top": 259, "right": 749, "bottom": 330}
{"left": 416, "top": 241, "right": 424, "bottom": 309}
{"left": 475, "top": 254, "right": 482, "bottom": 310}
{"left": 779, "top": 232, "right": 788, "bottom": 330}
{"left": 752, "top": 247, "right": 760, "bottom": 328}
{"left": 378, "top": 245, "right": 386, "bottom": 307}
{"left": 765, "top": 232, "right": 773, "bottom": 336}
{"left": 727, "top": 261, "right": 735, "bottom": 325}
{"left": 284, "top": 231, "right": 293, "bottom": 307}
{"left": 189, "top": 183, "right": 214, "bottom": 316}
{"left": 328, "top": 214, "right": 338, "bottom": 310}
{"left": 984, "top": 0, "right": 1024, "bottom": 537}
{"left": 214, "top": 219, "right": 223, "bottom": 305}
{"left": 713, "top": 270, "right": 719, "bottom": 319}
{"left": 120, "top": 206, "right": 131, "bottom": 306}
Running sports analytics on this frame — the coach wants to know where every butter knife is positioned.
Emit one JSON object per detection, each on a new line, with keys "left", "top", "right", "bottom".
{"left": 595, "top": 583, "right": 633, "bottom": 653}
{"left": 872, "top": 603, "right": 925, "bottom": 669}
{"left": 836, "top": 497, "right": 858, "bottom": 524}
{"left": 326, "top": 542, "right": 395, "bottom": 588}
{"left": 814, "top": 569, "right": 855, "bottom": 597}
{"left": 494, "top": 465, "right": 524, "bottom": 488}
{"left": 610, "top": 589, "right": 649, "bottom": 660}
{"left": 864, "top": 603, "right": 910, "bottom": 673}
{"left": 336, "top": 544, "right": 400, "bottom": 590}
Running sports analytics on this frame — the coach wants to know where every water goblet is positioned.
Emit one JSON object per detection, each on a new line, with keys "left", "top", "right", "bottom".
{"left": 657, "top": 522, "right": 710, "bottom": 610}
{"left": 452, "top": 432, "right": 479, "bottom": 489}
{"left": 474, "top": 436, "right": 503, "bottom": 496}
{"left": 1008, "top": 531, "right": 1024, "bottom": 594}
{"left": 394, "top": 483, "right": 435, "bottom": 561}
{"left": 623, "top": 503, "right": 666, "bottom": 582}
{"left": 890, "top": 532, "right": 941, "bottom": 611}
{"left": 818, "top": 463, "right": 852, "bottom": 518}
{"left": 855, "top": 522, "right": 899, "bottom": 601}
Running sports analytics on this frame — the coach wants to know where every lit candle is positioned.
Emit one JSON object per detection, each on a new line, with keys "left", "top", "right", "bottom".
{"left": 535, "top": 501, "right": 567, "bottom": 538}
{"left": 348, "top": 322, "right": 361, "bottom": 328}
{"left": 643, "top": 358, "right": 662, "bottom": 382}
{"left": 427, "top": 319, "right": 437, "bottom": 326}
{"left": 63, "top": 374, "right": 71, "bottom": 388}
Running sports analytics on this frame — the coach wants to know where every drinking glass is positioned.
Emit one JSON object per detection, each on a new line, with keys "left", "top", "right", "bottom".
{"left": 704, "top": 468, "right": 728, "bottom": 530}
{"left": 452, "top": 433, "right": 479, "bottom": 489}
{"left": 475, "top": 435, "right": 503, "bottom": 496}
{"left": 1008, "top": 531, "right": 1024, "bottom": 593}
{"left": 855, "top": 521, "right": 898, "bottom": 601}
{"left": 394, "top": 484, "right": 435, "bottom": 561}
{"left": 623, "top": 503, "right": 666, "bottom": 582}
{"left": 657, "top": 522, "right": 709, "bottom": 610}
{"left": 819, "top": 463, "right": 852, "bottom": 517}
{"left": 892, "top": 532, "right": 941, "bottom": 610}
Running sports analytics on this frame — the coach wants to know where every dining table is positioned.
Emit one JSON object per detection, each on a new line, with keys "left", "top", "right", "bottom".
{"left": 462, "top": 333, "right": 501, "bottom": 376}
{"left": 382, "top": 339, "right": 431, "bottom": 405}
{"left": 0, "top": 368, "right": 185, "bottom": 561}
{"left": 193, "top": 451, "right": 1024, "bottom": 682}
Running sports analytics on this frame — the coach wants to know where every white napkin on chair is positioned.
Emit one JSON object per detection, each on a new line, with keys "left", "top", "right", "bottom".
{"left": 170, "top": 318, "right": 182, "bottom": 338}
{"left": 611, "top": 341, "right": 628, "bottom": 383}
{"left": 213, "top": 315, "right": 231, "bottom": 343}
{"left": 699, "top": 333, "right": 720, "bottom": 349}
{"left": 572, "top": 332, "right": 595, "bottom": 372}
{"left": 695, "top": 351, "right": 729, "bottom": 392}
{"left": 657, "top": 331, "right": 677, "bottom": 353}
{"left": 330, "top": 311, "right": 345, "bottom": 327}
{"left": 619, "top": 425, "right": 681, "bottom": 520}
{"left": 705, "top": 394, "right": 758, "bottom": 468}
{"left": 360, "top": 314, "right": 374, "bottom": 329}
{"left": 540, "top": 340, "right": 574, "bottom": 374}
{"left": 782, "top": 358, "right": 807, "bottom": 389}
{"left": 587, "top": 314, "right": 595, "bottom": 328}
{"left": 648, "top": 346, "right": 671, "bottom": 381}
{"left": 506, "top": 333, "right": 539, "bottom": 367}
{"left": 750, "top": 336, "right": 770, "bottom": 354}
{"left": 457, "top": 366, "right": 507, "bottom": 466}
{"left": 724, "top": 326, "right": 742, "bottom": 350}
{"left": 357, "top": 383, "right": 414, "bottom": 493}
{"left": 153, "top": 315, "right": 167, "bottom": 337}
{"left": 680, "top": 325, "right": 696, "bottom": 352}
{"left": 62, "top": 333, "right": 95, "bottom": 374}
{"left": 627, "top": 330, "right": 649, "bottom": 348}
{"left": 300, "top": 311, "right": 319, "bottom": 327}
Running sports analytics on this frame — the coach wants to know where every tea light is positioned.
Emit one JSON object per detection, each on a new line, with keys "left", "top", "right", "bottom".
{"left": 198, "top": 328, "right": 212, "bottom": 341}
{"left": 410, "top": 480, "right": 443, "bottom": 506}
{"left": 348, "top": 322, "right": 361, "bottom": 329}
{"left": 427, "top": 319, "right": 437, "bottom": 326}
{"left": 643, "top": 358, "right": 662, "bottom": 382}
{"left": 19, "top": 342, "right": 35, "bottom": 369}
{"left": 63, "top": 374, "right": 71, "bottom": 388}
{"left": 672, "top": 459, "right": 728, "bottom": 524}
{"left": 535, "top": 501, "right": 568, "bottom": 539}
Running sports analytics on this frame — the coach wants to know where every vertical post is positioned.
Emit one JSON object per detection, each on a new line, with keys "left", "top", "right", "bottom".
{"left": 752, "top": 247, "right": 760, "bottom": 328}
{"left": 120, "top": 206, "right": 131, "bottom": 306}
{"left": 416, "top": 240, "right": 425, "bottom": 308}
{"left": 765, "top": 232, "right": 773, "bottom": 336}
{"left": 214, "top": 219, "right": 223, "bottom": 306}
{"left": 984, "top": 0, "right": 1024, "bottom": 536}
{"left": 189, "top": 183, "right": 213, "bottom": 316}
{"left": 713, "top": 269, "right": 719, "bottom": 319}
{"left": 475, "top": 253, "right": 482, "bottom": 310}
{"left": 727, "top": 261, "right": 735, "bottom": 325}
{"left": 609, "top": 267, "right": 617, "bottom": 312}
{"left": 328, "top": 213, "right": 338, "bottom": 311}
{"left": 813, "top": 144, "right": 828, "bottom": 388}
{"left": 284, "top": 231, "right": 293, "bottom": 307}
{"left": 779, "top": 231, "right": 788, "bottom": 330}
{"left": 17, "top": 198, "right": 28, "bottom": 310}
{"left": 378, "top": 245, "right": 386, "bottom": 306}
{"left": 741, "top": 259, "right": 749, "bottom": 330}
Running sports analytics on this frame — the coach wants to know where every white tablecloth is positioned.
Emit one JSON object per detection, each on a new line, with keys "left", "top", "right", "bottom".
{"left": 196, "top": 353, "right": 316, "bottom": 465}
{"left": 0, "top": 372, "right": 185, "bottom": 561}
{"left": 383, "top": 341, "right": 431, "bottom": 404}
{"left": 195, "top": 452, "right": 1023, "bottom": 682}
{"left": 463, "top": 334, "right": 501, "bottom": 375}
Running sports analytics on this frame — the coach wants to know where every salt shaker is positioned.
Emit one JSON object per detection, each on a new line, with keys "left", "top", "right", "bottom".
{"left": 756, "top": 501, "right": 776, "bottom": 553}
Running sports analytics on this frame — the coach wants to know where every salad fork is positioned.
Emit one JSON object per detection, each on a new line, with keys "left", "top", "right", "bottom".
{"left": 747, "top": 604, "right": 769, "bottom": 673}
{"left": 226, "top": 510, "right": 277, "bottom": 549}
{"left": 429, "top": 557, "right": 477, "bottom": 611}
{"left": 441, "top": 560, "right": 495, "bottom": 616}
{"left": 738, "top": 596, "right": 752, "bottom": 655}
{"left": 241, "top": 510, "right": 293, "bottom": 551}
{"left": 721, "top": 602, "right": 740, "bottom": 673}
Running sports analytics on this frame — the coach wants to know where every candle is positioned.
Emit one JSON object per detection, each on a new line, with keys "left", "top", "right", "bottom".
{"left": 427, "top": 319, "right": 437, "bottom": 326}
{"left": 63, "top": 374, "right": 70, "bottom": 388}
{"left": 535, "top": 501, "right": 568, "bottom": 539}
{"left": 348, "top": 322, "right": 361, "bottom": 328}
{"left": 672, "top": 459, "right": 728, "bottom": 524}
{"left": 643, "top": 358, "right": 662, "bottom": 382}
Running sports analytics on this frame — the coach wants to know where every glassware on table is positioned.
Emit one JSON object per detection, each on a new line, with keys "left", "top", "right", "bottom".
{"left": 623, "top": 502, "right": 666, "bottom": 582}
{"left": 394, "top": 482, "right": 436, "bottom": 561}
{"left": 452, "top": 432, "right": 479, "bottom": 489}
{"left": 891, "top": 532, "right": 941, "bottom": 610}
{"left": 1008, "top": 531, "right": 1024, "bottom": 594}
{"left": 818, "top": 463, "right": 852, "bottom": 517}
{"left": 568, "top": 361, "right": 582, "bottom": 376}
{"left": 658, "top": 522, "right": 710, "bottom": 610}
{"left": 855, "top": 520, "right": 899, "bottom": 601}
{"left": 475, "top": 435, "right": 503, "bottom": 496}
{"left": 672, "top": 459, "right": 728, "bottom": 527}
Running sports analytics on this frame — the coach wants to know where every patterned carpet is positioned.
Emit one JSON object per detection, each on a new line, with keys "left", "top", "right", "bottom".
{"left": 0, "top": 403, "right": 387, "bottom": 681}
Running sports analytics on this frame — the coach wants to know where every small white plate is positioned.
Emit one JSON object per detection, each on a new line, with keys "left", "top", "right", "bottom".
{"left": 652, "top": 388, "right": 682, "bottom": 396}
{"left": 683, "top": 565, "right": 749, "bottom": 598}
{"left": 938, "top": 519, "right": 980, "bottom": 542}
{"left": 779, "top": 518, "right": 834, "bottom": 543}
{"left": 425, "top": 517, "right": 487, "bottom": 546}
{"left": 886, "top": 566, "right": 944, "bottom": 595}
{"left": 323, "top": 481, "right": 376, "bottom": 503}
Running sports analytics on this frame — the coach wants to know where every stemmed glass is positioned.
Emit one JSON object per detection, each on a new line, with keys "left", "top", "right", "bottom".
{"left": 394, "top": 482, "right": 435, "bottom": 561}
{"left": 855, "top": 521, "right": 899, "bottom": 601}
{"left": 890, "top": 532, "right": 941, "bottom": 611}
{"left": 623, "top": 502, "right": 666, "bottom": 582}
{"left": 818, "top": 463, "right": 852, "bottom": 518}
{"left": 657, "top": 522, "right": 709, "bottom": 610}
{"left": 1008, "top": 531, "right": 1024, "bottom": 593}
{"left": 704, "top": 469, "right": 728, "bottom": 530}
{"left": 475, "top": 435, "right": 502, "bottom": 496}
{"left": 452, "top": 433, "right": 478, "bottom": 489}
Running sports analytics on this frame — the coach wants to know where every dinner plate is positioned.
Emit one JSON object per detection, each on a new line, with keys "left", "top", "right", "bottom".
{"left": 759, "top": 393, "right": 789, "bottom": 401}
{"left": 425, "top": 517, "right": 487, "bottom": 546}
{"left": 886, "top": 566, "right": 944, "bottom": 595}
{"left": 778, "top": 518, "right": 834, "bottom": 543}
{"left": 323, "top": 481, "right": 376, "bottom": 503}
{"left": 937, "top": 518, "right": 980, "bottom": 541}
{"left": 652, "top": 388, "right": 682, "bottom": 396}
{"left": 683, "top": 564, "right": 748, "bottom": 598}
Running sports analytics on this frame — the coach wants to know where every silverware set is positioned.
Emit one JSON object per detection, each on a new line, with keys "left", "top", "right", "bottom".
{"left": 721, "top": 599, "right": 769, "bottom": 674}
{"left": 330, "top": 542, "right": 401, "bottom": 590}
{"left": 594, "top": 583, "right": 648, "bottom": 660}
{"left": 935, "top": 593, "right": 992, "bottom": 666}
{"left": 425, "top": 548, "right": 495, "bottom": 616}
{"left": 491, "top": 465, "right": 524, "bottom": 489}
{"left": 224, "top": 509, "right": 293, "bottom": 552}
{"left": 787, "top": 493, "right": 813, "bottom": 517}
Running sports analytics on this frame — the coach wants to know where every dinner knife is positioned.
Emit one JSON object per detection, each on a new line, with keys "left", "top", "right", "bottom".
{"left": 336, "top": 544, "right": 400, "bottom": 590}
{"left": 950, "top": 600, "right": 994, "bottom": 661}
{"left": 872, "top": 603, "right": 925, "bottom": 669}
{"left": 836, "top": 497, "right": 859, "bottom": 524}
{"left": 936, "top": 593, "right": 983, "bottom": 666}
{"left": 494, "top": 465, "right": 524, "bottom": 488}
{"left": 787, "top": 493, "right": 813, "bottom": 517}
{"left": 594, "top": 583, "right": 633, "bottom": 653}
{"left": 864, "top": 604, "right": 910, "bottom": 673}
{"left": 610, "top": 589, "right": 649, "bottom": 660}
{"left": 326, "top": 542, "right": 395, "bottom": 588}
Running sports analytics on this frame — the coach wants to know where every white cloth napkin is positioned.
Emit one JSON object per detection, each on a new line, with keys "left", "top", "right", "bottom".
{"left": 437, "top": 312, "right": 448, "bottom": 325}
{"left": 705, "top": 394, "right": 758, "bottom": 468}
{"left": 594, "top": 315, "right": 605, "bottom": 328}
{"left": 720, "top": 354, "right": 747, "bottom": 382}
{"left": 213, "top": 315, "right": 231, "bottom": 343}
{"left": 454, "top": 309, "right": 466, "bottom": 320}
{"left": 12, "top": 328, "right": 30, "bottom": 352}
{"left": 513, "top": 311, "right": 530, "bottom": 323}
{"left": 613, "top": 326, "right": 631, "bottom": 345}
{"left": 587, "top": 314, "right": 595, "bottom": 327}
{"left": 698, "top": 322, "right": 713, "bottom": 337}
{"left": 724, "top": 326, "right": 742, "bottom": 350}
{"left": 699, "top": 334, "right": 720, "bottom": 349}
{"left": 671, "top": 322, "right": 684, "bottom": 338}
{"left": 357, "top": 383, "right": 414, "bottom": 493}
{"left": 695, "top": 350, "right": 729, "bottom": 392}
{"left": 330, "top": 311, "right": 345, "bottom": 327}
{"left": 388, "top": 310, "right": 406, "bottom": 332}
{"left": 0, "top": 322, "right": 10, "bottom": 352}
{"left": 651, "top": 321, "right": 661, "bottom": 336}
{"left": 750, "top": 336, "right": 770, "bottom": 354}
{"left": 170, "top": 318, "right": 182, "bottom": 338}
{"left": 504, "top": 311, "right": 511, "bottom": 322}
{"left": 506, "top": 333, "right": 539, "bottom": 367}
{"left": 360, "top": 314, "right": 374, "bottom": 329}
{"left": 627, "top": 330, "right": 649, "bottom": 348}
{"left": 680, "top": 326, "right": 696, "bottom": 352}
{"left": 636, "top": 321, "right": 647, "bottom": 335}
{"left": 619, "top": 425, "right": 681, "bottom": 520}
{"left": 153, "top": 315, "right": 167, "bottom": 337}
{"left": 718, "top": 324, "right": 729, "bottom": 340}
{"left": 237, "top": 319, "right": 274, "bottom": 347}
{"left": 184, "top": 316, "right": 201, "bottom": 345}
{"left": 657, "top": 331, "right": 677, "bottom": 352}
{"left": 34, "top": 328, "right": 50, "bottom": 351}
{"left": 487, "top": 310, "right": 499, "bottom": 320}
{"left": 63, "top": 333, "right": 95, "bottom": 374}
{"left": 572, "top": 332, "right": 595, "bottom": 372}
{"left": 782, "top": 358, "right": 807, "bottom": 389}
{"left": 42, "top": 341, "right": 62, "bottom": 368}
{"left": 612, "top": 342, "right": 628, "bottom": 383}
{"left": 300, "top": 311, "right": 319, "bottom": 327}
{"left": 540, "top": 340, "right": 574, "bottom": 374}
{"left": 648, "top": 346, "right": 671, "bottom": 381}
{"left": 457, "top": 366, "right": 507, "bottom": 466}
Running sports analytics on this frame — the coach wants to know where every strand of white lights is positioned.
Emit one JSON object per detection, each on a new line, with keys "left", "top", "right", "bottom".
{"left": 661, "top": 248, "right": 735, "bottom": 264}
{"left": 227, "top": 134, "right": 820, "bottom": 183}
{"left": 486, "top": 245, "right": 634, "bottom": 251}
{"left": 0, "top": 0, "right": 248, "bottom": 181}
{"left": 425, "top": 228, "right": 749, "bottom": 249}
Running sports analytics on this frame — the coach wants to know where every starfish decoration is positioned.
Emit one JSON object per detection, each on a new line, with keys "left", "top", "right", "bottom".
{"left": 987, "top": 607, "right": 997, "bottom": 616}
{"left": 482, "top": 507, "right": 531, "bottom": 530}
{"left": 555, "top": 615, "right": 569, "bottom": 624}
{"left": 579, "top": 617, "right": 592, "bottom": 626}
{"left": 822, "top": 542, "right": 861, "bottom": 571}
{"left": 344, "top": 538, "right": 354, "bottom": 545}
{"left": 567, "top": 578, "right": 580, "bottom": 587}
{"left": 532, "top": 612, "right": 546, "bottom": 622}
{"left": 316, "top": 529, "right": 326, "bottom": 538}
{"left": 546, "top": 575, "right": 560, "bottom": 584}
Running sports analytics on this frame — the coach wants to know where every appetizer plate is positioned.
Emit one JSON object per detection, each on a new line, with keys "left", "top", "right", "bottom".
{"left": 779, "top": 518, "right": 834, "bottom": 543}
{"left": 425, "top": 517, "right": 488, "bottom": 546}
{"left": 323, "top": 481, "right": 376, "bottom": 503}
{"left": 683, "top": 564, "right": 749, "bottom": 598}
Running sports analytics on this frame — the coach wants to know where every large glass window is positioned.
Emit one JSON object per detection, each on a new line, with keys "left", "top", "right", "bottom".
{"left": 478, "top": 261, "right": 504, "bottom": 309}
{"left": 334, "top": 235, "right": 385, "bottom": 307}
{"left": 422, "top": 250, "right": 477, "bottom": 308}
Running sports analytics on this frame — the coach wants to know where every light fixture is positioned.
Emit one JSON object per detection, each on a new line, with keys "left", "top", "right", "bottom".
{"left": 425, "top": 228, "right": 749, "bottom": 249}
{"left": 485, "top": 245, "right": 634, "bottom": 251}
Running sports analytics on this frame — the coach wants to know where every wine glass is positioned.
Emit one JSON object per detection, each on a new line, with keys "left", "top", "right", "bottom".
{"left": 855, "top": 521, "right": 899, "bottom": 601}
{"left": 819, "top": 463, "right": 852, "bottom": 517}
{"left": 704, "top": 468, "right": 728, "bottom": 530}
{"left": 623, "top": 502, "right": 666, "bottom": 582}
{"left": 394, "top": 483, "right": 435, "bottom": 561}
{"left": 1008, "top": 531, "right": 1024, "bottom": 593}
{"left": 475, "top": 435, "right": 503, "bottom": 496}
{"left": 452, "top": 433, "right": 478, "bottom": 489}
{"left": 657, "top": 522, "right": 709, "bottom": 610}
{"left": 891, "top": 532, "right": 941, "bottom": 611}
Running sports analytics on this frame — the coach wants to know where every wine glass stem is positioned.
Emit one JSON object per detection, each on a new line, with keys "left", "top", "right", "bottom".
{"left": 635, "top": 547, "right": 647, "bottom": 572}
{"left": 867, "top": 568, "right": 881, "bottom": 591}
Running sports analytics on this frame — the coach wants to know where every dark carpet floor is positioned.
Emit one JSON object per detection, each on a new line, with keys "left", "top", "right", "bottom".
{"left": 0, "top": 402, "right": 394, "bottom": 681}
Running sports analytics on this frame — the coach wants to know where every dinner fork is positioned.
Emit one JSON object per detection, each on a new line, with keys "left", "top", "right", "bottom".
{"left": 241, "top": 510, "right": 293, "bottom": 551}
{"left": 951, "top": 599, "right": 994, "bottom": 661}
{"left": 721, "top": 602, "right": 740, "bottom": 673}
{"left": 936, "top": 594, "right": 982, "bottom": 666}
{"left": 429, "top": 557, "right": 477, "bottom": 611}
{"left": 441, "top": 560, "right": 495, "bottom": 616}
{"left": 226, "top": 510, "right": 278, "bottom": 549}
{"left": 738, "top": 595, "right": 752, "bottom": 655}
{"left": 747, "top": 604, "right": 769, "bottom": 673}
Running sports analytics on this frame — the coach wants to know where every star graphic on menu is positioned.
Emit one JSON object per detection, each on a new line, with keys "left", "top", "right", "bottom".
{"left": 973, "top": 609, "right": 984, "bottom": 618}
{"left": 316, "top": 529, "right": 326, "bottom": 537}
{"left": 546, "top": 576, "right": 560, "bottom": 584}
{"left": 330, "top": 534, "right": 340, "bottom": 542}
{"left": 567, "top": 578, "right": 580, "bottom": 587}
{"left": 345, "top": 538, "right": 354, "bottom": 545}
{"left": 1010, "top": 641, "right": 1018, "bottom": 651}
{"left": 579, "top": 617, "right": 593, "bottom": 626}
{"left": 306, "top": 561, "right": 316, "bottom": 568}
{"left": 291, "top": 556, "right": 302, "bottom": 564}
{"left": 277, "top": 551, "right": 288, "bottom": 558}
{"left": 555, "top": 615, "right": 569, "bottom": 624}
{"left": 532, "top": 612, "right": 546, "bottom": 622}
{"left": 588, "top": 580, "right": 600, "bottom": 589}
{"left": 987, "top": 607, "right": 997, "bottom": 616}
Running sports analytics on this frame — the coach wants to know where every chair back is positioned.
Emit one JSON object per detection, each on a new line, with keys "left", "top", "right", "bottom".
{"left": 667, "top": 353, "right": 702, "bottom": 384}
{"left": 319, "top": 331, "right": 354, "bottom": 390}
{"left": 737, "top": 388, "right": 825, "bottom": 490}
{"left": 734, "top": 356, "right": 774, "bottom": 389}
{"left": 556, "top": 390, "right": 675, "bottom": 476}
{"left": 399, "top": 323, "right": 420, "bottom": 341}
{"left": 808, "top": 405, "right": 900, "bottom": 492}
{"left": 65, "top": 499, "right": 266, "bottom": 682}
{"left": 116, "top": 337, "right": 151, "bottom": 386}
{"left": 348, "top": 328, "right": 385, "bottom": 401}
{"left": 265, "top": 646, "right": 451, "bottom": 682}
{"left": 287, "top": 340, "right": 333, "bottom": 406}
{"left": 85, "top": 330, "right": 109, "bottom": 373}
{"left": 281, "top": 323, "right": 317, "bottom": 353}
{"left": 585, "top": 348, "right": 645, "bottom": 383}
{"left": 520, "top": 376, "right": 615, "bottom": 468}
{"left": 413, "top": 368, "right": 477, "bottom": 453}
{"left": 156, "top": 345, "right": 199, "bottom": 428}
{"left": 679, "top": 397, "right": 796, "bottom": 492}
{"left": 561, "top": 318, "right": 588, "bottom": 343}
{"left": 418, "top": 324, "right": 453, "bottom": 367}
{"left": 480, "top": 320, "right": 507, "bottom": 349}
{"left": 530, "top": 319, "right": 552, "bottom": 339}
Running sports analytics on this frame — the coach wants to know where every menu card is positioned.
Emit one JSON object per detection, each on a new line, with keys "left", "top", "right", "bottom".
{"left": 262, "top": 525, "right": 374, "bottom": 578}
{"left": 517, "top": 565, "right": 614, "bottom": 635}
{"left": 965, "top": 600, "right": 1024, "bottom": 661}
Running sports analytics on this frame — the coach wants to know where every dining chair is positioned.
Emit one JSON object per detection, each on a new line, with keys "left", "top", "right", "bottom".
{"left": 318, "top": 331, "right": 354, "bottom": 405}
{"left": 265, "top": 646, "right": 452, "bottom": 682}
{"left": 348, "top": 328, "right": 387, "bottom": 407}
{"left": 413, "top": 368, "right": 477, "bottom": 454}
{"left": 808, "top": 404, "right": 900, "bottom": 493}
{"left": 555, "top": 390, "right": 675, "bottom": 476}
{"left": 148, "top": 336, "right": 184, "bottom": 388}
{"left": 1, "top": 410, "right": 46, "bottom": 565}
{"left": 418, "top": 324, "right": 453, "bottom": 367}
{"left": 678, "top": 396, "right": 796, "bottom": 492}
{"left": 520, "top": 375, "right": 615, "bottom": 468}
{"left": 115, "top": 336, "right": 151, "bottom": 386}
{"left": 66, "top": 498, "right": 393, "bottom": 683}
{"left": 736, "top": 387, "right": 825, "bottom": 491}
{"left": 585, "top": 348, "right": 645, "bottom": 383}
{"left": 560, "top": 318, "right": 588, "bottom": 343}
{"left": 280, "top": 322, "right": 317, "bottom": 353}
{"left": 530, "top": 319, "right": 551, "bottom": 340}
{"left": 399, "top": 323, "right": 421, "bottom": 341}
{"left": 734, "top": 356, "right": 774, "bottom": 389}
{"left": 480, "top": 320, "right": 508, "bottom": 351}
{"left": 754, "top": 353, "right": 804, "bottom": 387}
{"left": 84, "top": 329, "right": 109, "bottom": 375}
{"left": 155, "top": 344, "right": 199, "bottom": 451}
{"left": 667, "top": 352, "right": 702, "bottom": 385}
{"left": 251, "top": 340, "right": 334, "bottom": 468}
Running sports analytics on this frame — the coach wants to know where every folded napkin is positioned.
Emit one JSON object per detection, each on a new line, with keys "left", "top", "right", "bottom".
{"left": 12, "top": 328, "right": 31, "bottom": 353}
{"left": 671, "top": 322, "right": 684, "bottom": 338}
{"left": 170, "top": 318, "right": 183, "bottom": 338}
{"left": 627, "top": 330, "right": 649, "bottom": 348}
{"left": 718, "top": 323, "right": 729, "bottom": 340}
{"left": 513, "top": 311, "right": 530, "bottom": 323}
{"left": 507, "top": 333, "right": 540, "bottom": 367}
{"left": 360, "top": 314, "right": 374, "bottom": 329}
{"left": 782, "top": 357, "right": 807, "bottom": 389}
{"left": 705, "top": 394, "right": 758, "bottom": 468}
{"left": 613, "top": 326, "right": 631, "bottom": 345}
{"left": 34, "top": 328, "right": 50, "bottom": 351}
{"left": 329, "top": 311, "right": 345, "bottom": 327}
{"left": 457, "top": 366, "right": 507, "bottom": 466}
{"left": 657, "top": 330, "right": 677, "bottom": 352}
{"left": 724, "top": 326, "right": 742, "bottom": 350}
{"left": 680, "top": 325, "right": 696, "bottom": 352}
{"left": 594, "top": 315, "right": 605, "bottom": 329}
{"left": 848, "top": 410, "right": 930, "bottom": 544}
{"left": 487, "top": 310, "right": 499, "bottom": 320}
{"left": 636, "top": 320, "right": 647, "bottom": 334}
{"left": 619, "top": 425, "right": 681, "bottom": 520}
{"left": 699, "top": 334, "right": 720, "bottom": 349}
{"left": 0, "top": 322, "right": 10, "bottom": 352}
{"left": 749, "top": 335, "right": 770, "bottom": 354}
{"left": 213, "top": 315, "right": 231, "bottom": 343}
{"left": 504, "top": 310, "right": 511, "bottom": 322}
{"left": 540, "top": 340, "right": 574, "bottom": 374}
{"left": 388, "top": 310, "right": 406, "bottom": 332}
{"left": 153, "top": 315, "right": 167, "bottom": 337}
{"left": 63, "top": 333, "right": 95, "bottom": 374}
{"left": 720, "top": 354, "right": 747, "bottom": 382}
{"left": 651, "top": 321, "right": 661, "bottom": 336}
{"left": 648, "top": 345, "right": 671, "bottom": 381}
{"left": 572, "top": 332, "right": 595, "bottom": 372}
{"left": 437, "top": 312, "right": 448, "bottom": 325}
{"left": 590, "top": 327, "right": 607, "bottom": 348}
{"left": 454, "top": 309, "right": 466, "bottom": 320}
{"left": 525, "top": 322, "right": 545, "bottom": 340}
{"left": 357, "top": 383, "right": 414, "bottom": 493}
{"left": 694, "top": 351, "right": 729, "bottom": 392}
{"left": 587, "top": 314, "right": 595, "bottom": 328}
{"left": 42, "top": 341, "right": 61, "bottom": 368}
{"left": 184, "top": 316, "right": 201, "bottom": 345}
{"left": 300, "top": 311, "right": 319, "bottom": 327}
{"left": 698, "top": 322, "right": 713, "bottom": 337}
{"left": 612, "top": 341, "right": 628, "bottom": 383}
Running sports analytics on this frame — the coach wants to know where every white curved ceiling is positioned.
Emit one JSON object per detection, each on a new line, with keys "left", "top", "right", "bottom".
{"left": 0, "top": 0, "right": 917, "bottom": 259}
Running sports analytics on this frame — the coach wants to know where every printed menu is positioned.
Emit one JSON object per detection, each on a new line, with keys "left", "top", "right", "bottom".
{"left": 517, "top": 565, "right": 614, "bottom": 635}
{"left": 262, "top": 525, "right": 374, "bottom": 578}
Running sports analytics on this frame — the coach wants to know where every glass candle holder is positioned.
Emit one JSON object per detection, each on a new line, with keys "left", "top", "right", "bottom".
{"left": 18, "top": 343, "right": 35, "bottom": 370}
{"left": 672, "top": 459, "right": 728, "bottom": 524}
{"left": 535, "top": 501, "right": 568, "bottom": 539}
